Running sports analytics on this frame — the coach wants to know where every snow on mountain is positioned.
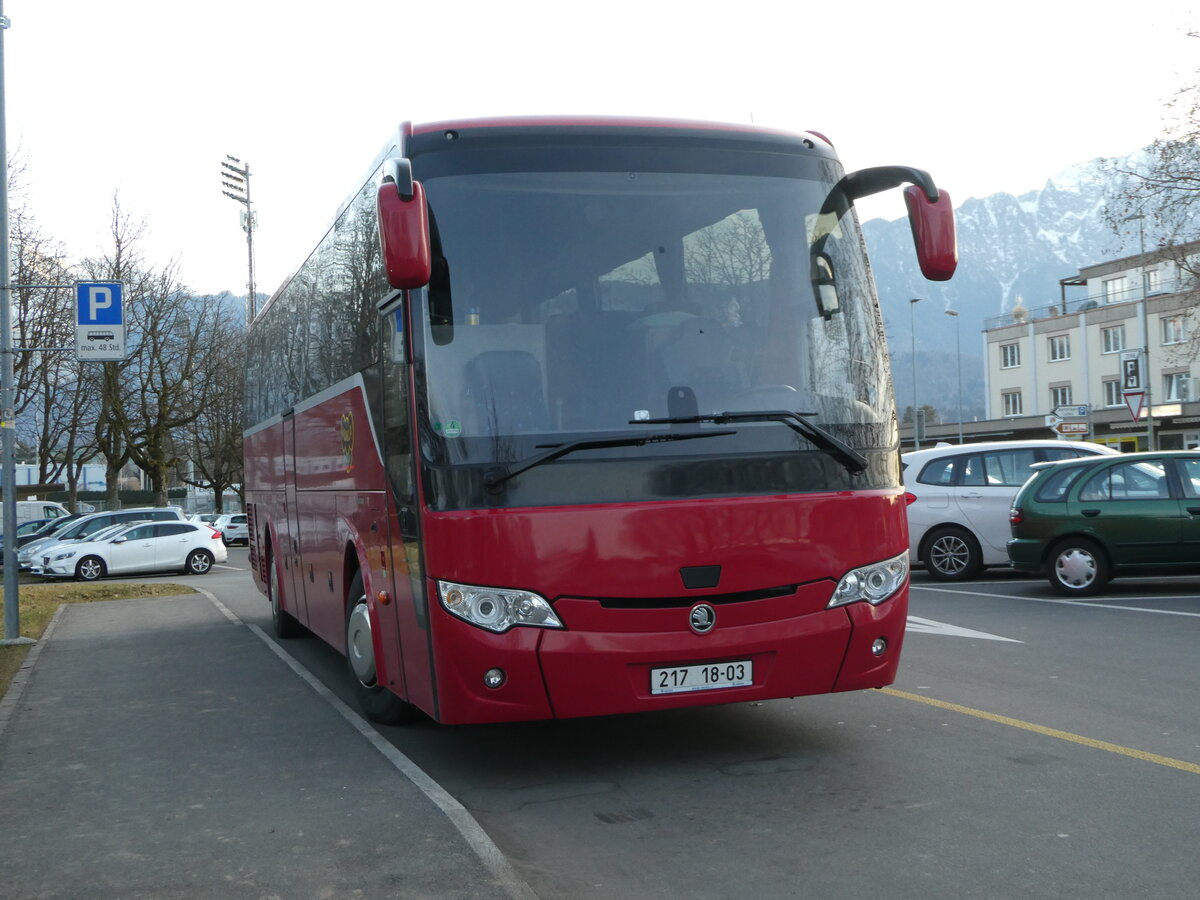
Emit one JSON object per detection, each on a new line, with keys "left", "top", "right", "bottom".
{"left": 862, "top": 148, "right": 1156, "bottom": 422}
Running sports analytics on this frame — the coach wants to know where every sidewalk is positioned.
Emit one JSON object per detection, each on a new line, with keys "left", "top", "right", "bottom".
{"left": 0, "top": 594, "right": 521, "bottom": 899}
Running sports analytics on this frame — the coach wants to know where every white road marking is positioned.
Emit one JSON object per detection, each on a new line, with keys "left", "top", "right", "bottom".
{"left": 193, "top": 587, "right": 538, "bottom": 900}
{"left": 916, "top": 584, "right": 1200, "bottom": 618}
{"left": 905, "top": 615, "right": 1022, "bottom": 642}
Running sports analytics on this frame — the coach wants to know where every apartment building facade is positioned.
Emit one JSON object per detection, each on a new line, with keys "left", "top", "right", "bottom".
{"left": 981, "top": 241, "right": 1200, "bottom": 451}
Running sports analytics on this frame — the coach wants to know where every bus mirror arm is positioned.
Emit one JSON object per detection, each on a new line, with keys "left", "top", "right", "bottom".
{"left": 378, "top": 157, "right": 433, "bottom": 289}
{"left": 382, "top": 157, "right": 415, "bottom": 199}
{"left": 818, "top": 166, "right": 958, "bottom": 282}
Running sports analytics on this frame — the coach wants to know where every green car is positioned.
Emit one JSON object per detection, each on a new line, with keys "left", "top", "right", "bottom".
{"left": 1007, "top": 450, "right": 1200, "bottom": 596}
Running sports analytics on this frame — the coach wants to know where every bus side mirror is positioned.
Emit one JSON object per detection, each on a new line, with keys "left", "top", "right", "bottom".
{"left": 903, "top": 185, "right": 957, "bottom": 281}
{"left": 377, "top": 165, "right": 432, "bottom": 290}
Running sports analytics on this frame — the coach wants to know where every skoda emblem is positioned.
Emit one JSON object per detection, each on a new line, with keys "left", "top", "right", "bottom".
{"left": 689, "top": 603, "right": 716, "bottom": 635}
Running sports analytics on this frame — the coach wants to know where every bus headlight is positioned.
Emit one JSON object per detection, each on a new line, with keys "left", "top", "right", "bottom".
{"left": 437, "top": 580, "right": 564, "bottom": 633}
{"left": 827, "top": 553, "right": 908, "bottom": 608}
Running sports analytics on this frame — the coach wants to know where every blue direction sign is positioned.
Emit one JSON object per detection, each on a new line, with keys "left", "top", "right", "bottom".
{"left": 75, "top": 282, "right": 127, "bottom": 360}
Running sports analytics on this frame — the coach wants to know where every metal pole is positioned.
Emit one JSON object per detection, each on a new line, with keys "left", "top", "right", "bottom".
{"left": 910, "top": 297, "right": 921, "bottom": 450}
{"left": 244, "top": 163, "right": 256, "bottom": 321}
{"left": 946, "top": 308, "right": 963, "bottom": 443}
{"left": 0, "top": 4, "right": 25, "bottom": 644}
{"left": 1137, "top": 218, "right": 1155, "bottom": 451}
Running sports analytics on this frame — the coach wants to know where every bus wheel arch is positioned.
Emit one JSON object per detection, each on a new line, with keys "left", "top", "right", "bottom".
{"left": 344, "top": 567, "right": 421, "bottom": 725}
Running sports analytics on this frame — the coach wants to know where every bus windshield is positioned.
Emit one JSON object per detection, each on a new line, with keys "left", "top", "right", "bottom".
{"left": 412, "top": 151, "right": 896, "bottom": 501}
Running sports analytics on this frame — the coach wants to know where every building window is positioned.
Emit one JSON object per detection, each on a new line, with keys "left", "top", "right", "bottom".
{"left": 1144, "top": 268, "right": 1161, "bottom": 296}
{"left": 1162, "top": 315, "right": 1188, "bottom": 345}
{"left": 1101, "top": 325, "right": 1125, "bottom": 353}
{"left": 1102, "top": 276, "right": 1128, "bottom": 303}
{"left": 1000, "top": 342, "right": 1020, "bottom": 368}
{"left": 1050, "top": 385, "right": 1073, "bottom": 408}
{"left": 1103, "top": 380, "right": 1122, "bottom": 407}
{"left": 1049, "top": 334, "right": 1070, "bottom": 361}
{"left": 1164, "top": 372, "right": 1192, "bottom": 402}
{"left": 1002, "top": 391, "right": 1023, "bottom": 417}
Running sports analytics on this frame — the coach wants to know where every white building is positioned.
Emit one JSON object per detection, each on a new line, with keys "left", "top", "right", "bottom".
{"left": 982, "top": 241, "right": 1200, "bottom": 451}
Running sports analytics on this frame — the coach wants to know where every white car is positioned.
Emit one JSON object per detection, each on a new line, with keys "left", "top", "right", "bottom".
{"left": 903, "top": 439, "right": 1119, "bottom": 581}
{"left": 40, "top": 521, "right": 228, "bottom": 581}
{"left": 213, "top": 513, "right": 248, "bottom": 546}
{"left": 19, "top": 507, "right": 188, "bottom": 572}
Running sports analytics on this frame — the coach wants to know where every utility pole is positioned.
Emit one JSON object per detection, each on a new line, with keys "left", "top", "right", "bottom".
{"left": 910, "top": 297, "right": 922, "bottom": 450}
{"left": 221, "top": 156, "right": 257, "bottom": 321}
{"left": 0, "top": 4, "right": 27, "bottom": 645}
{"left": 1124, "top": 214, "right": 1155, "bottom": 450}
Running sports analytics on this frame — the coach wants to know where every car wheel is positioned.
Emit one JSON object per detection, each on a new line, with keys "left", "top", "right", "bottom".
{"left": 1048, "top": 537, "right": 1109, "bottom": 597}
{"left": 268, "top": 553, "right": 303, "bottom": 639}
{"left": 185, "top": 549, "right": 214, "bottom": 575}
{"left": 75, "top": 555, "right": 106, "bottom": 582}
{"left": 345, "top": 570, "right": 421, "bottom": 725}
{"left": 923, "top": 526, "right": 983, "bottom": 581}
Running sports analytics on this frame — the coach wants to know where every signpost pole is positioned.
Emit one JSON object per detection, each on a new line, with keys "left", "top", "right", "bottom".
{"left": 0, "top": 4, "right": 25, "bottom": 644}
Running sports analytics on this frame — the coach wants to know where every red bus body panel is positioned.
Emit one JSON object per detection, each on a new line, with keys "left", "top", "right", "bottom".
{"left": 421, "top": 492, "right": 909, "bottom": 724}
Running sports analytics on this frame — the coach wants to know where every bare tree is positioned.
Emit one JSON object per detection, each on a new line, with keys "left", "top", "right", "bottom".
{"left": 180, "top": 298, "right": 245, "bottom": 513}
{"left": 82, "top": 197, "right": 223, "bottom": 507}
{"left": 1105, "top": 32, "right": 1200, "bottom": 362}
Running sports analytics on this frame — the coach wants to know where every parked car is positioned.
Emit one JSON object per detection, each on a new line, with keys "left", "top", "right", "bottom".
{"left": 1008, "top": 450, "right": 1200, "bottom": 595}
{"left": 903, "top": 439, "right": 1119, "bottom": 581}
{"left": 19, "top": 507, "right": 188, "bottom": 573}
{"left": 0, "top": 518, "right": 50, "bottom": 551}
{"left": 213, "top": 513, "right": 248, "bottom": 546}
{"left": 40, "top": 520, "right": 228, "bottom": 581}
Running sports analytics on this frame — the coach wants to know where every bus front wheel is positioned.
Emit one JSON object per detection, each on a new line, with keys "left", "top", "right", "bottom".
{"left": 345, "top": 571, "right": 421, "bottom": 725}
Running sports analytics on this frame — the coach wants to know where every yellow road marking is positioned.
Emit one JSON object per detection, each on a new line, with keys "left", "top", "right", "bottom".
{"left": 881, "top": 687, "right": 1200, "bottom": 776}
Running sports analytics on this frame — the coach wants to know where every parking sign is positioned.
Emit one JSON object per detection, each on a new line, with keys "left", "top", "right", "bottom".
{"left": 75, "top": 282, "right": 127, "bottom": 360}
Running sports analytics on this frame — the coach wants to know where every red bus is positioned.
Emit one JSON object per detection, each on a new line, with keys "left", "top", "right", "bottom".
{"left": 245, "top": 116, "right": 956, "bottom": 725}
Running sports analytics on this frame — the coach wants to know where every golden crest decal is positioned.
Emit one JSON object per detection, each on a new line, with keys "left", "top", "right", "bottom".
{"left": 340, "top": 412, "right": 355, "bottom": 473}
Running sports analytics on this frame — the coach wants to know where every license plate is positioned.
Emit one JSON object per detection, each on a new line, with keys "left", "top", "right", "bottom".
{"left": 650, "top": 660, "right": 753, "bottom": 695}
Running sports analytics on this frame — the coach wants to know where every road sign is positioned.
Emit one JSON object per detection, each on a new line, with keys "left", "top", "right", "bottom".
{"left": 1120, "top": 350, "right": 1142, "bottom": 390}
{"left": 1053, "top": 421, "right": 1089, "bottom": 435}
{"left": 1052, "top": 404, "right": 1088, "bottom": 418}
{"left": 1044, "top": 414, "right": 1062, "bottom": 427}
{"left": 75, "top": 282, "right": 127, "bottom": 361}
{"left": 1123, "top": 390, "right": 1145, "bottom": 423}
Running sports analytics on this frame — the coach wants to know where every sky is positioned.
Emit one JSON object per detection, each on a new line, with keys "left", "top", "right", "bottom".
{"left": 4, "top": 0, "right": 1199, "bottom": 298}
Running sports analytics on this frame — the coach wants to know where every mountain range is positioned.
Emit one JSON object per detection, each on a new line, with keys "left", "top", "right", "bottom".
{"left": 863, "top": 149, "right": 1152, "bottom": 424}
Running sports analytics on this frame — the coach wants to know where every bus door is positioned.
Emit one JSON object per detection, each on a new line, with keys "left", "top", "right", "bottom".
{"left": 281, "top": 410, "right": 311, "bottom": 627}
{"left": 381, "top": 299, "right": 435, "bottom": 713}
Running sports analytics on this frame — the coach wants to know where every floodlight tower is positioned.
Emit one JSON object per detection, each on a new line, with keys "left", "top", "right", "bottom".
{"left": 221, "top": 156, "right": 258, "bottom": 320}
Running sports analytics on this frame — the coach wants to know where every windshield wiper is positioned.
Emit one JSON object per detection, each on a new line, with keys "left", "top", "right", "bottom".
{"left": 483, "top": 428, "right": 736, "bottom": 489}
{"left": 630, "top": 410, "right": 868, "bottom": 475}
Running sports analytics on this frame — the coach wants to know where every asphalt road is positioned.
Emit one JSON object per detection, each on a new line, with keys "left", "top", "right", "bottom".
{"left": 198, "top": 553, "right": 1200, "bottom": 898}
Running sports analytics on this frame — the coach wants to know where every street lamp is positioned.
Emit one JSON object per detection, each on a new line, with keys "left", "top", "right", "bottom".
{"left": 945, "top": 309, "right": 964, "bottom": 444}
{"left": 1122, "top": 213, "right": 1154, "bottom": 450}
{"left": 221, "top": 156, "right": 258, "bottom": 321}
{"left": 910, "top": 298, "right": 922, "bottom": 450}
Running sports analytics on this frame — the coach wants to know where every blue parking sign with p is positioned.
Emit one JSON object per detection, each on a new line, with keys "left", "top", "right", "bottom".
{"left": 75, "top": 281, "right": 127, "bottom": 360}
{"left": 77, "top": 282, "right": 123, "bottom": 325}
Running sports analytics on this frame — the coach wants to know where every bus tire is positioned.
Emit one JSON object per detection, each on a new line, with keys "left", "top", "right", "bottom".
{"left": 345, "top": 570, "right": 421, "bottom": 725}
{"left": 268, "top": 553, "right": 303, "bottom": 639}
